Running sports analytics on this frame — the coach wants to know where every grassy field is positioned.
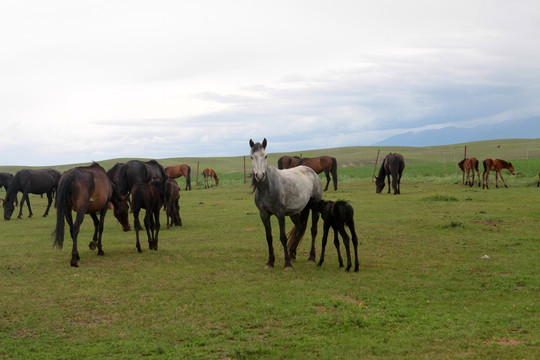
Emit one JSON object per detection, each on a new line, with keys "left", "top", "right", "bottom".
{"left": 0, "top": 140, "right": 539, "bottom": 359}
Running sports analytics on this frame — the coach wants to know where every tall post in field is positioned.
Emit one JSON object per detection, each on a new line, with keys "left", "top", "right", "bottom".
{"left": 372, "top": 149, "right": 380, "bottom": 182}
{"left": 196, "top": 161, "right": 200, "bottom": 185}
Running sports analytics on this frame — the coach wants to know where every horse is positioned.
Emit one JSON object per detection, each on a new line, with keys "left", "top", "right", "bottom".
{"left": 164, "top": 178, "right": 182, "bottom": 228}
{"left": 482, "top": 158, "right": 515, "bottom": 189}
{"left": 202, "top": 168, "right": 219, "bottom": 188}
{"left": 296, "top": 156, "right": 338, "bottom": 191}
{"left": 106, "top": 162, "right": 125, "bottom": 187}
{"left": 458, "top": 157, "right": 480, "bottom": 187}
{"left": 165, "top": 164, "right": 191, "bottom": 191}
{"left": 117, "top": 159, "right": 166, "bottom": 197}
{"left": 131, "top": 178, "right": 166, "bottom": 252}
{"left": 250, "top": 138, "right": 322, "bottom": 269}
{"left": 3, "top": 168, "right": 61, "bottom": 220}
{"left": 52, "top": 162, "right": 130, "bottom": 267}
{"left": 375, "top": 153, "right": 405, "bottom": 195}
{"left": 277, "top": 155, "right": 301, "bottom": 169}
{"left": 313, "top": 200, "right": 359, "bottom": 272}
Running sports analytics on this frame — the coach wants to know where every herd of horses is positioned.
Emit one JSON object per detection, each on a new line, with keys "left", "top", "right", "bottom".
{"left": 0, "top": 141, "right": 527, "bottom": 269}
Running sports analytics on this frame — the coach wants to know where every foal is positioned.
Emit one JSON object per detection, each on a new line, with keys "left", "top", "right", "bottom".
{"left": 314, "top": 200, "right": 359, "bottom": 272}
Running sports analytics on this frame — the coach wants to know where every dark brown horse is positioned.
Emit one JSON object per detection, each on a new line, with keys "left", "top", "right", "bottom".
{"left": 458, "top": 157, "right": 480, "bottom": 187}
{"left": 117, "top": 160, "right": 166, "bottom": 197}
{"left": 537, "top": 170, "right": 539, "bottom": 187}
{"left": 0, "top": 172, "right": 13, "bottom": 193}
{"left": 165, "top": 164, "right": 191, "bottom": 191}
{"left": 202, "top": 168, "right": 219, "bottom": 188}
{"left": 482, "top": 158, "right": 515, "bottom": 189}
{"left": 131, "top": 178, "right": 166, "bottom": 252}
{"left": 376, "top": 153, "right": 405, "bottom": 195}
{"left": 297, "top": 156, "right": 338, "bottom": 191}
{"left": 164, "top": 179, "right": 182, "bottom": 228}
{"left": 53, "top": 162, "right": 130, "bottom": 267}
{"left": 277, "top": 156, "right": 301, "bottom": 169}
{"left": 3, "top": 169, "right": 61, "bottom": 220}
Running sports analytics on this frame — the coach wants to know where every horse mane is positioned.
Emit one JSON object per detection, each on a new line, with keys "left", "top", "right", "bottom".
{"left": 496, "top": 159, "right": 511, "bottom": 167}
{"left": 376, "top": 158, "right": 387, "bottom": 178}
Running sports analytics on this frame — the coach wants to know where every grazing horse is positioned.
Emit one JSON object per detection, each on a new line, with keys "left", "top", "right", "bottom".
{"left": 482, "top": 158, "right": 515, "bottom": 189}
{"left": 117, "top": 159, "right": 166, "bottom": 197}
{"left": 250, "top": 138, "right": 322, "bottom": 269}
{"left": 458, "top": 157, "right": 480, "bottom": 187}
{"left": 537, "top": 170, "right": 540, "bottom": 187}
{"left": 297, "top": 156, "right": 338, "bottom": 191}
{"left": 164, "top": 179, "right": 182, "bottom": 228}
{"left": 106, "top": 162, "right": 125, "bottom": 187}
{"left": 277, "top": 155, "right": 301, "bottom": 169}
{"left": 202, "top": 168, "right": 219, "bottom": 188}
{"left": 3, "top": 169, "right": 61, "bottom": 220}
{"left": 313, "top": 200, "right": 359, "bottom": 272}
{"left": 165, "top": 164, "right": 192, "bottom": 191}
{"left": 375, "top": 153, "right": 405, "bottom": 195}
{"left": 52, "top": 162, "right": 130, "bottom": 267}
{"left": 131, "top": 178, "right": 166, "bottom": 252}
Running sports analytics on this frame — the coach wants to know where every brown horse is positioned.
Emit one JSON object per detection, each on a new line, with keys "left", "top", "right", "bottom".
{"left": 53, "top": 162, "right": 130, "bottom": 267}
{"left": 482, "top": 158, "right": 515, "bottom": 189}
{"left": 297, "top": 156, "right": 338, "bottom": 191}
{"left": 164, "top": 179, "right": 182, "bottom": 228}
{"left": 165, "top": 164, "right": 191, "bottom": 191}
{"left": 277, "top": 155, "right": 301, "bottom": 169}
{"left": 202, "top": 168, "right": 219, "bottom": 188}
{"left": 458, "top": 157, "right": 480, "bottom": 187}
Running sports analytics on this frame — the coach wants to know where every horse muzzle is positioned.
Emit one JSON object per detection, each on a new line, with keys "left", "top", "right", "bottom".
{"left": 254, "top": 172, "right": 266, "bottom": 183}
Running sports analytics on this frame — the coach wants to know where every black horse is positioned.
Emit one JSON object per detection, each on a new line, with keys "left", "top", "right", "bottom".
{"left": 0, "top": 172, "right": 13, "bottom": 192}
{"left": 131, "top": 178, "right": 166, "bottom": 252}
{"left": 314, "top": 200, "right": 360, "bottom": 272}
{"left": 375, "top": 153, "right": 405, "bottom": 195}
{"left": 117, "top": 160, "right": 166, "bottom": 198}
{"left": 3, "top": 169, "right": 61, "bottom": 220}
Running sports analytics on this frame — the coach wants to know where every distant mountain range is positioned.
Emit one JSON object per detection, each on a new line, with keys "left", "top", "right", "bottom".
{"left": 374, "top": 118, "right": 540, "bottom": 146}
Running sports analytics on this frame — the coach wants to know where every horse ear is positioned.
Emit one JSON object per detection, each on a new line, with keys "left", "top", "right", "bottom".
{"left": 262, "top": 138, "right": 267, "bottom": 149}
{"left": 249, "top": 139, "right": 255, "bottom": 148}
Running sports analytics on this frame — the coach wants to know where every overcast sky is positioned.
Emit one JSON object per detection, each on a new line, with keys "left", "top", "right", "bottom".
{"left": 1, "top": 0, "right": 539, "bottom": 166}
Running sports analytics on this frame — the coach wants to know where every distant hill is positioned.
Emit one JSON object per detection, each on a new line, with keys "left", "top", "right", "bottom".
{"left": 374, "top": 118, "right": 540, "bottom": 147}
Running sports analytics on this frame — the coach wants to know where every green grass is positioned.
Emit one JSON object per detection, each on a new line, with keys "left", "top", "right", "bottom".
{"left": 0, "top": 139, "right": 539, "bottom": 359}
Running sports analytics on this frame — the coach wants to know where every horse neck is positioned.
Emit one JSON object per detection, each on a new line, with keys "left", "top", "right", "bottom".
{"left": 377, "top": 162, "right": 387, "bottom": 178}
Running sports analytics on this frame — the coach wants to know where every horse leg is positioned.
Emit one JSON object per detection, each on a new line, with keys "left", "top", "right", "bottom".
{"left": 386, "top": 174, "right": 391, "bottom": 194}
{"left": 332, "top": 168, "right": 338, "bottom": 191}
{"left": 153, "top": 208, "right": 160, "bottom": 250}
{"left": 96, "top": 208, "right": 107, "bottom": 256}
{"left": 337, "top": 224, "right": 352, "bottom": 271}
{"left": 260, "top": 212, "right": 275, "bottom": 268}
{"left": 317, "top": 223, "right": 331, "bottom": 267}
{"left": 495, "top": 171, "right": 499, "bottom": 188}
{"left": 176, "top": 202, "right": 182, "bottom": 226}
{"left": 70, "top": 210, "right": 85, "bottom": 267}
{"left": 89, "top": 213, "right": 99, "bottom": 250}
{"left": 43, "top": 191, "right": 53, "bottom": 217}
{"left": 18, "top": 191, "right": 29, "bottom": 218}
{"left": 323, "top": 171, "right": 330, "bottom": 191}
{"left": 483, "top": 170, "right": 489, "bottom": 189}
{"left": 347, "top": 219, "right": 360, "bottom": 272}
{"left": 333, "top": 227, "right": 344, "bottom": 268}
{"left": 499, "top": 170, "right": 508, "bottom": 188}
{"left": 134, "top": 208, "right": 143, "bottom": 252}
{"left": 308, "top": 209, "right": 319, "bottom": 263}
{"left": 278, "top": 215, "right": 293, "bottom": 269}
{"left": 144, "top": 212, "right": 153, "bottom": 250}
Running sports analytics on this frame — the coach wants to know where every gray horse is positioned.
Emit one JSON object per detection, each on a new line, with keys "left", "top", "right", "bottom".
{"left": 250, "top": 138, "right": 322, "bottom": 269}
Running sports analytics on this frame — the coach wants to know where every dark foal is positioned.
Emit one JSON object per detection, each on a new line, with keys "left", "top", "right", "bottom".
{"left": 315, "top": 200, "right": 359, "bottom": 272}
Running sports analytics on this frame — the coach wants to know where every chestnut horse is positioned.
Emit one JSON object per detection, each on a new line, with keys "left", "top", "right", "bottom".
{"left": 297, "top": 156, "right": 338, "bottom": 191}
{"left": 202, "top": 168, "right": 219, "bottom": 188}
{"left": 277, "top": 156, "right": 301, "bottom": 169}
{"left": 53, "top": 162, "right": 130, "bottom": 267}
{"left": 458, "top": 157, "right": 480, "bottom": 187}
{"left": 165, "top": 164, "right": 191, "bottom": 191}
{"left": 482, "top": 158, "right": 515, "bottom": 189}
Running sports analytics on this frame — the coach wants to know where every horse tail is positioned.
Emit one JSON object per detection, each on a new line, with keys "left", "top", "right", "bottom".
{"left": 186, "top": 166, "right": 191, "bottom": 189}
{"left": 53, "top": 173, "right": 72, "bottom": 249}
{"left": 286, "top": 207, "right": 310, "bottom": 250}
{"left": 331, "top": 157, "right": 338, "bottom": 190}
{"left": 474, "top": 159, "right": 479, "bottom": 172}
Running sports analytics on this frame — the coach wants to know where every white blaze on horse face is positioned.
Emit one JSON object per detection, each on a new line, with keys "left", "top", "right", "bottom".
{"left": 251, "top": 148, "right": 268, "bottom": 183}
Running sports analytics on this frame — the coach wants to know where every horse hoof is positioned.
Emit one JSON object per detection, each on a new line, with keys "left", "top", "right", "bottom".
{"left": 70, "top": 260, "right": 79, "bottom": 267}
{"left": 89, "top": 241, "right": 97, "bottom": 250}
{"left": 354, "top": 268, "right": 359, "bottom": 272}
{"left": 284, "top": 265, "right": 293, "bottom": 270}
{"left": 264, "top": 264, "right": 274, "bottom": 269}
{"left": 307, "top": 258, "right": 316, "bottom": 264}
{"left": 98, "top": 250, "right": 104, "bottom": 256}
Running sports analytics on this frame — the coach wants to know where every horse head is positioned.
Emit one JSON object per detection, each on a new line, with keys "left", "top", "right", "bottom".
{"left": 508, "top": 162, "right": 516, "bottom": 175}
{"left": 3, "top": 197, "right": 14, "bottom": 220}
{"left": 375, "top": 176, "right": 385, "bottom": 193}
{"left": 110, "top": 185, "right": 130, "bottom": 231}
{"left": 249, "top": 138, "right": 268, "bottom": 183}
